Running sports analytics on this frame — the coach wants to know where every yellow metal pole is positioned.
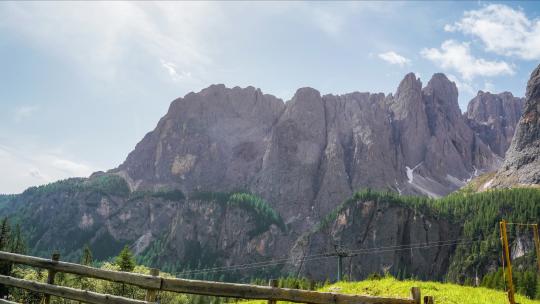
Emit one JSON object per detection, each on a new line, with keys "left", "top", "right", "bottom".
{"left": 500, "top": 220, "right": 516, "bottom": 304}
{"left": 533, "top": 224, "right": 540, "bottom": 272}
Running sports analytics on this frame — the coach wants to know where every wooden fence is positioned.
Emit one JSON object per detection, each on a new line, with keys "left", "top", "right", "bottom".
{"left": 0, "top": 251, "right": 434, "bottom": 304}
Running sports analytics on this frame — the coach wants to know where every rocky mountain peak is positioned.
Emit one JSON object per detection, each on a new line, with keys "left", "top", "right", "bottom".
{"left": 423, "top": 73, "right": 460, "bottom": 115}
{"left": 491, "top": 64, "right": 540, "bottom": 187}
{"left": 465, "top": 90, "right": 524, "bottom": 157}
{"left": 396, "top": 73, "right": 422, "bottom": 97}
{"left": 282, "top": 87, "right": 325, "bottom": 137}
{"left": 292, "top": 87, "right": 321, "bottom": 99}
{"left": 390, "top": 73, "right": 423, "bottom": 122}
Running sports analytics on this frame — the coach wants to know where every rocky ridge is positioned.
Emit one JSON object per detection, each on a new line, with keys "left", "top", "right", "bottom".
{"left": 114, "top": 73, "right": 507, "bottom": 225}
{"left": 490, "top": 64, "right": 540, "bottom": 187}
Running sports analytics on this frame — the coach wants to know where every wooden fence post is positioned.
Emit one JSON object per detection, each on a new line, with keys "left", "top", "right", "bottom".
{"left": 410, "top": 287, "right": 421, "bottom": 304}
{"left": 424, "top": 295, "right": 434, "bottom": 304}
{"left": 145, "top": 268, "right": 160, "bottom": 302}
{"left": 44, "top": 252, "right": 60, "bottom": 304}
{"left": 267, "top": 279, "right": 278, "bottom": 304}
{"left": 500, "top": 220, "right": 516, "bottom": 304}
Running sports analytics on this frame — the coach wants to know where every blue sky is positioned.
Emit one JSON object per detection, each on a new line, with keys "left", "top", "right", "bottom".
{"left": 1, "top": 1, "right": 540, "bottom": 193}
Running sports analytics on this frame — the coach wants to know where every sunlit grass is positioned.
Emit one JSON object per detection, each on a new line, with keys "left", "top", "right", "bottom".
{"left": 242, "top": 277, "right": 540, "bottom": 304}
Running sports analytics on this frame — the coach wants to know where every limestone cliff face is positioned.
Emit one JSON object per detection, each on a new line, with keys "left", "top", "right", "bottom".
{"left": 491, "top": 64, "right": 540, "bottom": 187}
{"left": 116, "top": 85, "right": 285, "bottom": 193}
{"left": 390, "top": 73, "right": 498, "bottom": 197}
{"left": 290, "top": 197, "right": 459, "bottom": 281}
{"left": 0, "top": 177, "right": 286, "bottom": 275}
{"left": 114, "top": 73, "right": 508, "bottom": 227}
{"left": 466, "top": 91, "right": 524, "bottom": 157}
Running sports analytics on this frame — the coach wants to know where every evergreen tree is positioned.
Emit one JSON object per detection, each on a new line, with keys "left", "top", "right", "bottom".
{"left": 518, "top": 271, "right": 537, "bottom": 299}
{"left": 9, "top": 224, "right": 25, "bottom": 254}
{"left": 81, "top": 245, "right": 93, "bottom": 266}
{"left": 0, "top": 217, "right": 11, "bottom": 251}
{"left": 0, "top": 217, "right": 26, "bottom": 298}
{"left": 115, "top": 246, "right": 135, "bottom": 272}
{"left": 0, "top": 217, "right": 10, "bottom": 298}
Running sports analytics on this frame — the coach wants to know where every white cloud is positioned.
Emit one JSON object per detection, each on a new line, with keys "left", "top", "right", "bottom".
{"left": 421, "top": 40, "right": 514, "bottom": 80}
{"left": 445, "top": 4, "right": 540, "bottom": 60}
{"left": 0, "top": 2, "right": 220, "bottom": 82}
{"left": 13, "top": 105, "right": 39, "bottom": 122}
{"left": 0, "top": 144, "right": 98, "bottom": 194}
{"left": 160, "top": 59, "right": 193, "bottom": 83}
{"left": 378, "top": 51, "right": 411, "bottom": 67}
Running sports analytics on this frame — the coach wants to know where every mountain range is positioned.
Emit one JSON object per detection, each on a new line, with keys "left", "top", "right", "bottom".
{"left": 0, "top": 67, "right": 537, "bottom": 282}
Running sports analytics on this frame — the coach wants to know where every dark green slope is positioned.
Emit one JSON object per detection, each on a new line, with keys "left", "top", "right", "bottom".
{"left": 316, "top": 188, "right": 540, "bottom": 282}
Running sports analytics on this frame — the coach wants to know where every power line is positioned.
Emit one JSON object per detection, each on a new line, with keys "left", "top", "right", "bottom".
{"left": 175, "top": 237, "right": 482, "bottom": 276}
{"left": 176, "top": 239, "right": 479, "bottom": 276}
{"left": 182, "top": 238, "right": 481, "bottom": 275}
{"left": 174, "top": 238, "right": 483, "bottom": 276}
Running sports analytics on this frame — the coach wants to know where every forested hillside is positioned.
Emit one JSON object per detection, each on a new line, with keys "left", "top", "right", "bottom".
{"left": 1, "top": 183, "right": 538, "bottom": 288}
{"left": 295, "top": 188, "right": 540, "bottom": 284}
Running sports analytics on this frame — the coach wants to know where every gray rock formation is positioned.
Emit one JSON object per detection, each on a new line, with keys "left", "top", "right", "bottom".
{"left": 116, "top": 85, "right": 284, "bottom": 193}
{"left": 291, "top": 197, "right": 459, "bottom": 281}
{"left": 0, "top": 176, "right": 286, "bottom": 276}
{"left": 113, "top": 73, "right": 505, "bottom": 229}
{"left": 492, "top": 64, "right": 540, "bottom": 187}
{"left": 466, "top": 91, "right": 524, "bottom": 157}
{"left": 392, "top": 74, "right": 498, "bottom": 197}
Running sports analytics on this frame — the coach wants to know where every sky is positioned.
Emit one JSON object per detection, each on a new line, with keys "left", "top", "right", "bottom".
{"left": 1, "top": 1, "right": 540, "bottom": 194}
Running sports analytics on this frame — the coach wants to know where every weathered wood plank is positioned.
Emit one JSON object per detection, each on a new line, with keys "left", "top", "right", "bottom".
{"left": 0, "top": 251, "right": 160, "bottom": 289}
{"left": 161, "top": 277, "right": 415, "bottom": 304}
{"left": 0, "top": 275, "right": 149, "bottom": 304}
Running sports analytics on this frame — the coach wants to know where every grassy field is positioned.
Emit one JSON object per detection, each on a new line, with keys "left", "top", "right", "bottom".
{"left": 242, "top": 277, "right": 540, "bottom": 304}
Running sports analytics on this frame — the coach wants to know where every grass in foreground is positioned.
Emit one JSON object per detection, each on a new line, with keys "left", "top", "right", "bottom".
{"left": 243, "top": 277, "right": 540, "bottom": 304}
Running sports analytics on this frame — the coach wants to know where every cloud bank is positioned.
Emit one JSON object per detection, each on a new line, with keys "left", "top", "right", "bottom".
{"left": 421, "top": 40, "right": 514, "bottom": 80}
{"left": 445, "top": 4, "right": 540, "bottom": 60}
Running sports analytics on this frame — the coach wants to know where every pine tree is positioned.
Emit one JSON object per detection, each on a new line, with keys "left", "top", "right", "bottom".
{"left": 115, "top": 245, "right": 135, "bottom": 272}
{"left": 0, "top": 217, "right": 11, "bottom": 251}
{"left": 81, "top": 245, "right": 93, "bottom": 266}
{"left": 520, "top": 271, "right": 537, "bottom": 299}
{"left": 10, "top": 224, "right": 25, "bottom": 254}
{"left": 0, "top": 218, "right": 14, "bottom": 298}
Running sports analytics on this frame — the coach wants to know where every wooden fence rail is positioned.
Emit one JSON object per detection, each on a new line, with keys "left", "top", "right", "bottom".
{"left": 0, "top": 275, "right": 148, "bottom": 304}
{"left": 0, "top": 250, "right": 430, "bottom": 304}
{"left": 0, "top": 251, "right": 160, "bottom": 289}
